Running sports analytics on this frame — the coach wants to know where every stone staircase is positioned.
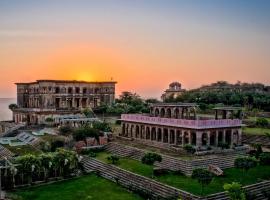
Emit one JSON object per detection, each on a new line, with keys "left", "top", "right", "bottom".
{"left": 104, "top": 142, "right": 243, "bottom": 176}
{"left": 1, "top": 123, "right": 25, "bottom": 137}
{"left": 242, "top": 134, "right": 270, "bottom": 147}
{"left": 206, "top": 181, "right": 270, "bottom": 200}
{"left": 81, "top": 156, "right": 200, "bottom": 200}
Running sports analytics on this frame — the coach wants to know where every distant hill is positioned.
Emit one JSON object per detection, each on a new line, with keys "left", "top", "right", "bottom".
{"left": 192, "top": 81, "right": 270, "bottom": 93}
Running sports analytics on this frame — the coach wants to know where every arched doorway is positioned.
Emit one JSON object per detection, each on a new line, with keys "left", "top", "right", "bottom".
{"left": 163, "top": 129, "right": 168, "bottom": 143}
{"left": 176, "top": 130, "right": 182, "bottom": 145}
{"left": 157, "top": 128, "right": 162, "bottom": 142}
{"left": 169, "top": 129, "right": 175, "bottom": 144}
{"left": 135, "top": 125, "right": 140, "bottom": 138}
{"left": 160, "top": 108, "right": 165, "bottom": 117}
{"left": 174, "top": 108, "right": 180, "bottom": 119}
{"left": 151, "top": 127, "right": 156, "bottom": 141}
{"left": 202, "top": 133, "right": 208, "bottom": 146}
{"left": 210, "top": 132, "right": 216, "bottom": 146}
{"left": 191, "top": 132, "right": 196, "bottom": 145}
{"left": 155, "top": 108, "right": 160, "bottom": 117}
{"left": 166, "top": 108, "right": 172, "bottom": 118}
{"left": 146, "top": 127, "right": 150, "bottom": 140}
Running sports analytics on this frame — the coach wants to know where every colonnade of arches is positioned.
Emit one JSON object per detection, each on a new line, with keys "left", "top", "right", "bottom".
{"left": 120, "top": 122, "right": 242, "bottom": 148}
{"left": 150, "top": 106, "right": 197, "bottom": 119}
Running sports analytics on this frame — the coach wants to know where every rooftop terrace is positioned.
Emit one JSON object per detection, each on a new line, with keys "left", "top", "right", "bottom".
{"left": 121, "top": 114, "right": 242, "bottom": 129}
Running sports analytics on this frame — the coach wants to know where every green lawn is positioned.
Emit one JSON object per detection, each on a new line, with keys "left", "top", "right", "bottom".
{"left": 242, "top": 127, "right": 270, "bottom": 135}
{"left": 246, "top": 117, "right": 270, "bottom": 123}
{"left": 95, "top": 152, "right": 270, "bottom": 196}
{"left": 12, "top": 174, "right": 143, "bottom": 200}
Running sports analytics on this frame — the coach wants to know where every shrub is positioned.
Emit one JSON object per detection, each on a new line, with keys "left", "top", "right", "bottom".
{"left": 234, "top": 157, "right": 257, "bottom": 172}
{"left": 191, "top": 168, "right": 213, "bottom": 195}
{"left": 153, "top": 168, "right": 169, "bottom": 176}
{"left": 250, "top": 143, "right": 263, "bottom": 158}
{"left": 218, "top": 142, "right": 230, "bottom": 149}
{"left": 73, "top": 125, "right": 101, "bottom": 141}
{"left": 45, "top": 117, "right": 54, "bottom": 122}
{"left": 223, "top": 182, "right": 246, "bottom": 200}
{"left": 259, "top": 152, "right": 270, "bottom": 165}
{"left": 115, "top": 119, "right": 121, "bottom": 125}
{"left": 107, "top": 155, "right": 119, "bottom": 164}
{"left": 256, "top": 118, "right": 269, "bottom": 128}
{"left": 141, "top": 153, "right": 162, "bottom": 165}
{"left": 51, "top": 139, "right": 65, "bottom": 152}
{"left": 59, "top": 125, "right": 73, "bottom": 136}
{"left": 183, "top": 144, "right": 196, "bottom": 154}
{"left": 92, "top": 121, "right": 112, "bottom": 132}
{"left": 9, "top": 103, "right": 18, "bottom": 110}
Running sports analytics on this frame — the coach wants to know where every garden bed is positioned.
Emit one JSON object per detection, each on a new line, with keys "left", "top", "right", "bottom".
{"left": 95, "top": 151, "right": 270, "bottom": 196}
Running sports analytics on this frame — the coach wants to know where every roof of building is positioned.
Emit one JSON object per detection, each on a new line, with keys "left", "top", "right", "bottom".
{"left": 15, "top": 80, "right": 117, "bottom": 85}
{"left": 213, "top": 107, "right": 243, "bottom": 111}
{"left": 151, "top": 103, "right": 198, "bottom": 107}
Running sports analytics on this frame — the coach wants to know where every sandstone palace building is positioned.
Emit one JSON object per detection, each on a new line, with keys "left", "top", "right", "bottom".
{"left": 12, "top": 80, "right": 116, "bottom": 124}
{"left": 120, "top": 103, "right": 243, "bottom": 150}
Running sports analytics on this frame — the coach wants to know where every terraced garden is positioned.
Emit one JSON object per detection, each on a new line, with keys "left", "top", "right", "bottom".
{"left": 95, "top": 151, "right": 270, "bottom": 196}
{"left": 11, "top": 174, "right": 143, "bottom": 200}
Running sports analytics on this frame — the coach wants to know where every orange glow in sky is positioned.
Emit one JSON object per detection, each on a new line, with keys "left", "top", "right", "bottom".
{"left": 0, "top": 1, "right": 270, "bottom": 98}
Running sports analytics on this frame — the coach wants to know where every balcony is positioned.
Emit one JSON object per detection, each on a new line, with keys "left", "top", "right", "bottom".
{"left": 121, "top": 114, "right": 243, "bottom": 129}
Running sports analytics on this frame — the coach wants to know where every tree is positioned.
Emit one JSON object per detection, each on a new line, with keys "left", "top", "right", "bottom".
{"left": 234, "top": 157, "right": 257, "bottom": 178}
{"left": 141, "top": 153, "right": 162, "bottom": 165}
{"left": 223, "top": 182, "right": 246, "bottom": 200}
{"left": 107, "top": 155, "right": 119, "bottom": 164}
{"left": 191, "top": 168, "right": 213, "bottom": 195}
{"left": 59, "top": 125, "right": 73, "bottom": 136}
{"left": 259, "top": 152, "right": 270, "bottom": 165}
{"left": 39, "top": 153, "right": 53, "bottom": 181}
{"left": 9, "top": 103, "right": 18, "bottom": 110}
{"left": 16, "top": 154, "right": 41, "bottom": 184}
{"left": 82, "top": 108, "right": 95, "bottom": 117}
{"left": 92, "top": 121, "right": 112, "bottom": 132}
{"left": 73, "top": 125, "right": 101, "bottom": 141}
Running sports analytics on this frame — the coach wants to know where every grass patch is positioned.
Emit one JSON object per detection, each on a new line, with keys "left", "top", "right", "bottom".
{"left": 12, "top": 174, "right": 143, "bottom": 200}
{"left": 96, "top": 152, "right": 153, "bottom": 177}
{"left": 243, "top": 127, "right": 270, "bottom": 135}
{"left": 95, "top": 152, "right": 270, "bottom": 196}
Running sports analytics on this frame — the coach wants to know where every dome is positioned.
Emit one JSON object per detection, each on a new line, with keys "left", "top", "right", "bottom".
{"left": 169, "top": 82, "right": 181, "bottom": 88}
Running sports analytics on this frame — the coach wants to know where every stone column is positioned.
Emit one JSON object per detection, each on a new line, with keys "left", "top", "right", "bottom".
{"left": 182, "top": 130, "right": 185, "bottom": 146}
{"left": 223, "top": 129, "right": 226, "bottom": 143}
{"left": 207, "top": 131, "right": 211, "bottom": 146}
{"left": 168, "top": 130, "right": 171, "bottom": 144}
{"left": 230, "top": 129, "right": 234, "bottom": 147}
{"left": 215, "top": 130, "right": 219, "bottom": 146}
{"left": 162, "top": 128, "right": 165, "bottom": 143}
{"left": 174, "top": 129, "right": 177, "bottom": 145}
{"left": 196, "top": 131, "right": 202, "bottom": 148}
{"left": 238, "top": 128, "right": 242, "bottom": 145}
{"left": 188, "top": 130, "right": 192, "bottom": 145}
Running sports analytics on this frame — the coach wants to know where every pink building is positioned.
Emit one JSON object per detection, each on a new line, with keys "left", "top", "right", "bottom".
{"left": 120, "top": 103, "right": 243, "bottom": 150}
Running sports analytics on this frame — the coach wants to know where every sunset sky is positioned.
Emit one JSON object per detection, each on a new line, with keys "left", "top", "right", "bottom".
{"left": 0, "top": 0, "right": 270, "bottom": 98}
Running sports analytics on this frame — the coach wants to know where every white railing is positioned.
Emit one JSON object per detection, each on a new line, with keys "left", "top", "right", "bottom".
{"left": 121, "top": 114, "right": 242, "bottom": 129}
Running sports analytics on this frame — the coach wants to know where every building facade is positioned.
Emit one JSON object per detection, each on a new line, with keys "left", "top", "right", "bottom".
{"left": 120, "top": 103, "right": 243, "bottom": 150}
{"left": 161, "top": 82, "right": 186, "bottom": 101}
{"left": 12, "top": 80, "right": 116, "bottom": 124}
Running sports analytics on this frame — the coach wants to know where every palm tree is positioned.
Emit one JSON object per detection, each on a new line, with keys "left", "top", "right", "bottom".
{"left": 40, "top": 153, "right": 53, "bottom": 181}
{"left": 16, "top": 154, "right": 41, "bottom": 184}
